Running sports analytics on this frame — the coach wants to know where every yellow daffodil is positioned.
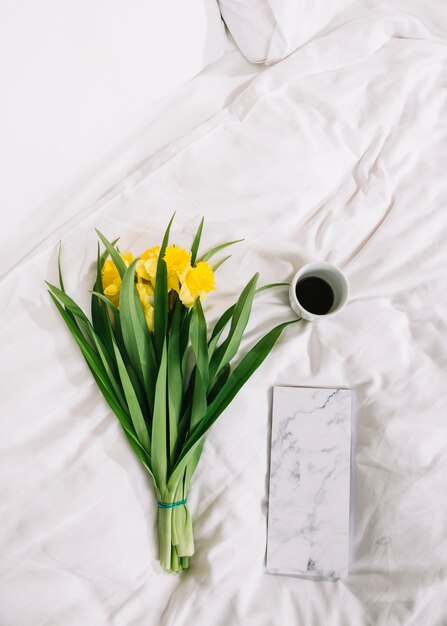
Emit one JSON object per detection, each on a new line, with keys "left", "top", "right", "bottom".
{"left": 179, "top": 261, "right": 216, "bottom": 307}
{"left": 163, "top": 246, "right": 191, "bottom": 293}
{"left": 102, "top": 252, "right": 134, "bottom": 306}
{"left": 136, "top": 246, "right": 160, "bottom": 283}
{"left": 136, "top": 282, "right": 155, "bottom": 331}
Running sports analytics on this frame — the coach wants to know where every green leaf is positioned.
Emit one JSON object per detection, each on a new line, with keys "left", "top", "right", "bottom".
{"left": 168, "top": 319, "right": 298, "bottom": 490}
{"left": 57, "top": 242, "right": 65, "bottom": 291}
{"left": 190, "top": 299, "right": 209, "bottom": 389}
{"left": 154, "top": 213, "right": 175, "bottom": 361}
{"left": 208, "top": 282, "right": 289, "bottom": 359}
{"left": 49, "top": 287, "right": 154, "bottom": 479}
{"left": 49, "top": 292, "right": 107, "bottom": 386}
{"left": 208, "top": 305, "right": 235, "bottom": 355}
{"left": 91, "top": 244, "right": 116, "bottom": 362}
{"left": 87, "top": 356, "right": 154, "bottom": 481}
{"left": 46, "top": 282, "right": 94, "bottom": 342}
{"left": 180, "top": 310, "right": 191, "bottom": 377}
{"left": 151, "top": 340, "right": 169, "bottom": 489}
{"left": 112, "top": 337, "right": 151, "bottom": 453}
{"left": 92, "top": 292, "right": 150, "bottom": 417}
{"left": 48, "top": 291, "right": 130, "bottom": 424}
{"left": 119, "top": 259, "right": 157, "bottom": 413}
{"left": 91, "top": 291, "right": 120, "bottom": 321}
{"left": 125, "top": 432, "right": 153, "bottom": 478}
{"left": 190, "top": 217, "right": 204, "bottom": 265}
{"left": 51, "top": 277, "right": 129, "bottom": 413}
{"left": 183, "top": 368, "right": 208, "bottom": 496}
{"left": 190, "top": 370, "right": 207, "bottom": 431}
{"left": 212, "top": 255, "right": 231, "bottom": 272}
{"left": 207, "top": 363, "right": 230, "bottom": 404}
{"left": 174, "top": 398, "right": 192, "bottom": 463}
{"left": 53, "top": 247, "right": 79, "bottom": 336}
{"left": 95, "top": 229, "right": 126, "bottom": 278}
{"left": 92, "top": 243, "right": 105, "bottom": 323}
{"left": 198, "top": 239, "right": 243, "bottom": 263}
{"left": 90, "top": 333, "right": 127, "bottom": 412}
{"left": 257, "top": 282, "right": 290, "bottom": 292}
{"left": 208, "top": 273, "right": 259, "bottom": 384}
{"left": 88, "top": 361, "right": 148, "bottom": 455}
{"left": 167, "top": 300, "right": 182, "bottom": 465}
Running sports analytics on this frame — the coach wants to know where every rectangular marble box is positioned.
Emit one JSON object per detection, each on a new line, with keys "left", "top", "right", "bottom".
{"left": 266, "top": 386, "right": 352, "bottom": 579}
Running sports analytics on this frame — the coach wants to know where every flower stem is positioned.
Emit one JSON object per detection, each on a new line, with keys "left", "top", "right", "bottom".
{"left": 158, "top": 507, "right": 172, "bottom": 571}
{"left": 157, "top": 496, "right": 194, "bottom": 571}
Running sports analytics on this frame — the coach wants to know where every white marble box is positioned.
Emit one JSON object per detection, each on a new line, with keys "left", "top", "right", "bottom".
{"left": 266, "top": 386, "right": 352, "bottom": 579}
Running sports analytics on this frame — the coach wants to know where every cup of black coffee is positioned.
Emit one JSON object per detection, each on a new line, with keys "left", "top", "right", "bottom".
{"left": 289, "top": 262, "right": 349, "bottom": 321}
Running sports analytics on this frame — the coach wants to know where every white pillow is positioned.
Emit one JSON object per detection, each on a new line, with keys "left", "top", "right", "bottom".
{"left": 218, "top": 0, "right": 352, "bottom": 63}
{"left": 0, "top": 0, "right": 226, "bottom": 232}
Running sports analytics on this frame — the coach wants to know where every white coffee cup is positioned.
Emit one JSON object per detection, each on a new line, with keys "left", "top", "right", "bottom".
{"left": 289, "top": 262, "right": 349, "bottom": 321}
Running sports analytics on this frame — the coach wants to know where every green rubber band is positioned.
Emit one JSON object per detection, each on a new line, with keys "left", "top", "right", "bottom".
{"left": 157, "top": 499, "right": 188, "bottom": 509}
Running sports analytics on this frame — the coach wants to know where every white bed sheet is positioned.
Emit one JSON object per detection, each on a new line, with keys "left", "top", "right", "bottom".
{"left": 1, "top": 2, "right": 447, "bottom": 625}
{"left": 1, "top": 37, "right": 263, "bottom": 280}
{"left": 0, "top": 0, "right": 228, "bottom": 244}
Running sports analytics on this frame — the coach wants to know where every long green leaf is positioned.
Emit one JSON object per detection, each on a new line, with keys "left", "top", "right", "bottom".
{"left": 208, "top": 273, "right": 259, "bottom": 384}
{"left": 46, "top": 282, "right": 95, "bottom": 344}
{"left": 168, "top": 319, "right": 298, "bottom": 490}
{"left": 183, "top": 367, "right": 208, "bottom": 492}
{"left": 52, "top": 281, "right": 121, "bottom": 405}
{"left": 190, "top": 371, "right": 207, "bottom": 431}
{"left": 168, "top": 300, "right": 182, "bottom": 465}
{"left": 190, "top": 299, "right": 209, "bottom": 389}
{"left": 256, "top": 282, "right": 290, "bottom": 292}
{"left": 88, "top": 362, "right": 147, "bottom": 454}
{"left": 173, "top": 396, "right": 192, "bottom": 463}
{"left": 49, "top": 285, "right": 153, "bottom": 478}
{"left": 91, "top": 242, "right": 117, "bottom": 359}
{"left": 207, "top": 363, "right": 230, "bottom": 404}
{"left": 49, "top": 292, "right": 109, "bottom": 389}
{"left": 92, "top": 291, "right": 151, "bottom": 419}
{"left": 57, "top": 242, "right": 65, "bottom": 292}
{"left": 88, "top": 357, "right": 153, "bottom": 480}
{"left": 91, "top": 291, "right": 120, "bottom": 320}
{"left": 95, "top": 230, "right": 127, "bottom": 278}
{"left": 190, "top": 217, "right": 204, "bottom": 265}
{"left": 112, "top": 338, "right": 150, "bottom": 453}
{"left": 50, "top": 279, "right": 128, "bottom": 412}
{"left": 180, "top": 310, "right": 191, "bottom": 377}
{"left": 212, "top": 255, "right": 231, "bottom": 272}
{"left": 90, "top": 334, "right": 127, "bottom": 412}
{"left": 54, "top": 247, "right": 80, "bottom": 342}
{"left": 151, "top": 340, "right": 168, "bottom": 488}
{"left": 198, "top": 239, "right": 243, "bottom": 263}
{"left": 119, "top": 259, "right": 156, "bottom": 413}
{"left": 49, "top": 291, "right": 131, "bottom": 430}
{"left": 208, "top": 282, "right": 289, "bottom": 359}
{"left": 92, "top": 244, "right": 107, "bottom": 334}
{"left": 154, "top": 213, "right": 175, "bottom": 361}
{"left": 125, "top": 433, "right": 154, "bottom": 481}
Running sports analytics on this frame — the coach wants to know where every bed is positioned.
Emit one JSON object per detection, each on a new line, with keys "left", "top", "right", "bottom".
{"left": 1, "top": 1, "right": 447, "bottom": 624}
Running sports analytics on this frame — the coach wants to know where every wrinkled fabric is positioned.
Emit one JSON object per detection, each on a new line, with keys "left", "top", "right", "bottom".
{"left": 1, "top": 5, "right": 447, "bottom": 625}
{"left": 0, "top": 0, "right": 227, "bottom": 241}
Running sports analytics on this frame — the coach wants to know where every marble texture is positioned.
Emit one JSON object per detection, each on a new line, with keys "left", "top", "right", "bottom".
{"left": 266, "top": 386, "right": 351, "bottom": 579}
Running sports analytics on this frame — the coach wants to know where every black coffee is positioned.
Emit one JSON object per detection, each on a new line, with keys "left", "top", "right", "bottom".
{"left": 295, "top": 276, "right": 335, "bottom": 315}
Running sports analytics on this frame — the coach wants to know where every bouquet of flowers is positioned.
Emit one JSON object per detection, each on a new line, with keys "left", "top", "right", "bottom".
{"left": 47, "top": 216, "right": 294, "bottom": 573}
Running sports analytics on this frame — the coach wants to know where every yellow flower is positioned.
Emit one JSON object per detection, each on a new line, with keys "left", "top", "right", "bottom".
{"left": 102, "top": 252, "right": 134, "bottom": 306}
{"left": 136, "top": 282, "right": 154, "bottom": 306}
{"left": 164, "top": 246, "right": 191, "bottom": 277}
{"left": 136, "top": 282, "right": 155, "bottom": 331}
{"left": 179, "top": 261, "right": 216, "bottom": 307}
{"left": 163, "top": 246, "right": 191, "bottom": 293}
{"left": 136, "top": 246, "right": 160, "bottom": 283}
